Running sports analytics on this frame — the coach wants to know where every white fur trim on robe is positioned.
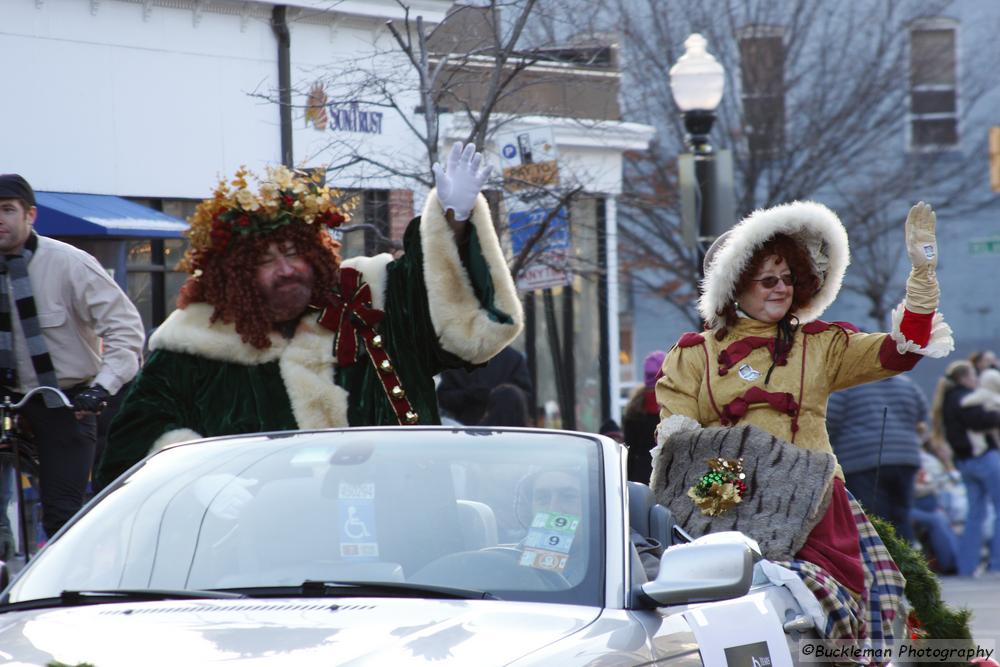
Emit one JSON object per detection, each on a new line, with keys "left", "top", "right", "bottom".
{"left": 420, "top": 189, "right": 523, "bottom": 364}
{"left": 279, "top": 315, "right": 350, "bottom": 429}
{"left": 889, "top": 302, "right": 955, "bottom": 358}
{"left": 148, "top": 302, "right": 350, "bottom": 429}
{"left": 149, "top": 302, "right": 285, "bottom": 364}
{"left": 342, "top": 253, "right": 393, "bottom": 311}
{"left": 149, "top": 428, "right": 202, "bottom": 455}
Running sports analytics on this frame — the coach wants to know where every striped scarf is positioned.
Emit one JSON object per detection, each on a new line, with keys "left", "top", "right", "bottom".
{"left": 0, "top": 233, "right": 62, "bottom": 408}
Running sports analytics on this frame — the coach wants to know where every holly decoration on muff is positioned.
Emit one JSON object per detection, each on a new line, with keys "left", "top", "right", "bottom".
{"left": 687, "top": 457, "right": 748, "bottom": 516}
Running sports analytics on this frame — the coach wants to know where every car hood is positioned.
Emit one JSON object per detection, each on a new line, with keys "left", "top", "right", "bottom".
{"left": 0, "top": 597, "right": 600, "bottom": 666}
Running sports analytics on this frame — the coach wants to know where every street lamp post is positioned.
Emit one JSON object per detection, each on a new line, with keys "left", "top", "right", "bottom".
{"left": 669, "top": 34, "right": 727, "bottom": 279}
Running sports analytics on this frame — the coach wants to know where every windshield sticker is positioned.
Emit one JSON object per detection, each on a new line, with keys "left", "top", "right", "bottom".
{"left": 339, "top": 482, "right": 378, "bottom": 559}
{"left": 520, "top": 512, "right": 579, "bottom": 572}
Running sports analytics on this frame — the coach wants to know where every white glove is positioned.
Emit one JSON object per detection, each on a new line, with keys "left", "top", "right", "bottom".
{"left": 432, "top": 142, "right": 493, "bottom": 221}
{"left": 904, "top": 201, "right": 940, "bottom": 314}
{"left": 192, "top": 474, "right": 257, "bottom": 520}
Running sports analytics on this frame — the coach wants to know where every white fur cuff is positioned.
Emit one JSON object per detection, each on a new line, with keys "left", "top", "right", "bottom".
{"left": 420, "top": 188, "right": 523, "bottom": 364}
{"left": 649, "top": 414, "right": 702, "bottom": 490}
{"left": 889, "top": 303, "right": 955, "bottom": 358}
{"left": 655, "top": 414, "right": 703, "bottom": 447}
{"left": 148, "top": 428, "right": 203, "bottom": 455}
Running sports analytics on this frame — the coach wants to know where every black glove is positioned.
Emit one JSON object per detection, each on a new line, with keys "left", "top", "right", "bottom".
{"left": 73, "top": 384, "right": 110, "bottom": 413}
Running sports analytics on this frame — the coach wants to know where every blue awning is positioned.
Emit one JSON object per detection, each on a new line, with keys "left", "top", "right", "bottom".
{"left": 34, "top": 192, "right": 188, "bottom": 238}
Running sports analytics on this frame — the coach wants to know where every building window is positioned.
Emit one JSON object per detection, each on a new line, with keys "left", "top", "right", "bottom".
{"left": 739, "top": 25, "right": 785, "bottom": 156}
{"left": 338, "top": 189, "right": 392, "bottom": 259}
{"left": 909, "top": 21, "right": 958, "bottom": 150}
{"left": 125, "top": 198, "right": 194, "bottom": 330}
{"left": 126, "top": 238, "right": 189, "bottom": 331}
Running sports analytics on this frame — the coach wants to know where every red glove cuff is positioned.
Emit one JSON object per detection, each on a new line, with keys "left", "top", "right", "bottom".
{"left": 900, "top": 308, "right": 934, "bottom": 348}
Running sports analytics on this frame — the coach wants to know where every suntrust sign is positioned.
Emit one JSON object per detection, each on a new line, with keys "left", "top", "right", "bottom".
{"left": 305, "top": 83, "right": 384, "bottom": 135}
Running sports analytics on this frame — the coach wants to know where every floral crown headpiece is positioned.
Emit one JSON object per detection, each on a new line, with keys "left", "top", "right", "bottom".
{"left": 180, "top": 165, "right": 348, "bottom": 274}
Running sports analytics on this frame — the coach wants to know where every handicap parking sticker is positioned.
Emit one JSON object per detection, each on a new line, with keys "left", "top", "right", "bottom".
{"left": 339, "top": 482, "right": 379, "bottom": 559}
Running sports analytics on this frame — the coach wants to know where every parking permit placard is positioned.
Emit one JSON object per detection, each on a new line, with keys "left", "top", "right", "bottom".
{"left": 520, "top": 512, "right": 579, "bottom": 572}
{"left": 339, "top": 482, "right": 379, "bottom": 559}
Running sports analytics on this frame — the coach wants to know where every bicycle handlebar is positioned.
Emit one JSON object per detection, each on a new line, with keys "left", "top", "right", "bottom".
{"left": 8, "top": 386, "right": 73, "bottom": 410}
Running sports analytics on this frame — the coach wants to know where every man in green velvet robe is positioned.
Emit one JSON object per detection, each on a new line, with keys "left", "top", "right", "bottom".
{"left": 97, "top": 144, "right": 523, "bottom": 488}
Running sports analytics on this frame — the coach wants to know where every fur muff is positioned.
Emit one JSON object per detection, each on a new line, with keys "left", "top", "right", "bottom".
{"left": 652, "top": 424, "right": 836, "bottom": 560}
{"left": 700, "top": 201, "right": 850, "bottom": 330}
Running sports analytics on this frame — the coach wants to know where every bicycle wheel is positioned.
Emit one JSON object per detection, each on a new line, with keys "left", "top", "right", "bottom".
{"left": 0, "top": 445, "right": 43, "bottom": 560}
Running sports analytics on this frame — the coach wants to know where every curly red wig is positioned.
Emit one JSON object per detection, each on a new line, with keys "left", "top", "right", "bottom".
{"left": 713, "top": 233, "right": 820, "bottom": 337}
{"left": 178, "top": 223, "right": 342, "bottom": 349}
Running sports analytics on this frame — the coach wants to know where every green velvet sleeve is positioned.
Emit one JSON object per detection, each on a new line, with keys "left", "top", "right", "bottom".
{"left": 99, "top": 349, "right": 199, "bottom": 487}
{"left": 338, "top": 216, "right": 509, "bottom": 427}
{"left": 100, "top": 348, "right": 298, "bottom": 487}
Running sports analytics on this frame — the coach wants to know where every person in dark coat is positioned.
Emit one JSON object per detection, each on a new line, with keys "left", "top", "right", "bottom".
{"left": 478, "top": 383, "right": 530, "bottom": 427}
{"left": 933, "top": 360, "right": 1000, "bottom": 576}
{"left": 623, "top": 350, "right": 665, "bottom": 482}
{"left": 827, "top": 374, "right": 929, "bottom": 541}
{"left": 437, "top": 345, "right": 532, "bottom": 425}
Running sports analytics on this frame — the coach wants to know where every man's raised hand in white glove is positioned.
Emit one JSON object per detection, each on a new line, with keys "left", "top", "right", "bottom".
{"left": 904, "top": 201, "right": 939, "bottom": 314}
{"left": 432, "top": 142, "right": 493, "bottom": 234}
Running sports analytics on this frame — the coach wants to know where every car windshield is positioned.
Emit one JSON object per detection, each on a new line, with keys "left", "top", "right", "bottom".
{"left": 5, "top": 429, "right": 604, "bottom": 607}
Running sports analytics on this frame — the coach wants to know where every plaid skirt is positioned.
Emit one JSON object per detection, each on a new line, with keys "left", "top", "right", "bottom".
{"left": 777, "top": 493, "right": 906, "bottom": 644}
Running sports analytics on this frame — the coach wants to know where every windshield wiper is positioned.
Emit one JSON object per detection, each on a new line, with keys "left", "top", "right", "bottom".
{"left": 219, "top": 580, "right": 499, "bottom": 601}
{"left": 0, "top": 588, "right": 245, "bottom": 613}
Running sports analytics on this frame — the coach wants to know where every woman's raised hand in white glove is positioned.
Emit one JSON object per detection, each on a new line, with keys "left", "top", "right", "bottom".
{"left": 432, "top": 142, "right": 493, "bottom": 222}
{"left": 906, "top": 201, "right": 938, "bottom": 273}
{"left": 904, "top": 201, "right": 940, "bottom": 314}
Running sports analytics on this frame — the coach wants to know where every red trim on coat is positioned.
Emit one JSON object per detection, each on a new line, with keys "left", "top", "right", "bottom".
{"left": 801, "top": 319, "right": 860, "bottom": 335}
{"left": 793, "top": 333, "right": 807, "bottom": 442}
{"left": 795, "top": 478, "right": 865, "bottom": 594}
{"left": 677, "top": 332, "right": 705, "bottom": 348}
{"left": 878, "top": 337, "right": 921, "bottom": 371}
{"left": 720, "top": 387, "right": 799, "bottom": 426}
{"left": 717, "top": 336, "right": 788, "bottom": 376}
{"left": 697, "top": 341, "right": 725, "bottom": 422}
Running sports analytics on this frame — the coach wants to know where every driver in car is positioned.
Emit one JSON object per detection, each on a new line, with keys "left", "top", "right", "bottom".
{"left": 521, "top": 469, "right": 662, "bottom": 582}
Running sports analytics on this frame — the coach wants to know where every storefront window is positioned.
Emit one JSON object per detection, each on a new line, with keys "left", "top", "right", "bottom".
{"left": 124, "top": 200, "right": 193, "bottom": 331}
{"left": 338, "top": 190, "right": 390, "bottom": 260}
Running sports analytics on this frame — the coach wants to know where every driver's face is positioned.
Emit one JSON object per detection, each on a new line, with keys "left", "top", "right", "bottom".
{"left": 531, "top": 471, "right": 582, "bottom": 517}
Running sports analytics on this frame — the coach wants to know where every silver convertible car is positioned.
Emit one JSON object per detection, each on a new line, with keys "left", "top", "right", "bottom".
{"left": 0, "top": 428, "right": 818, "bottom": 665}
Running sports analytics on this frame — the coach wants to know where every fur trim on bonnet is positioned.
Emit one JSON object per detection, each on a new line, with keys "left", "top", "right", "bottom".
{"left": 699, "top": 201, "right": 850, "bottom": 330}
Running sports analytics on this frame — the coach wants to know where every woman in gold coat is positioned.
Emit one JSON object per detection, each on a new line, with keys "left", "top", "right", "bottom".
{"left": 652, "top": 201, "right": 953, "bottom": 642}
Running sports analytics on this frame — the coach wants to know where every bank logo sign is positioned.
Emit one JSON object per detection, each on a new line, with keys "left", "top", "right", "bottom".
{"left": 305, "top": 82, "right": 384, "bottom": 135}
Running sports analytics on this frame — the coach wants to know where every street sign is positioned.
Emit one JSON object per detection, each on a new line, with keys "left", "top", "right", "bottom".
{"left": 496, "top": 127, "right": 560, "bottom": 191}
{"left": 508, "top": 206, "right": 571, "bottom": 291}
{"left": 969, "top": 236, "right": 1000, "bottom": 256}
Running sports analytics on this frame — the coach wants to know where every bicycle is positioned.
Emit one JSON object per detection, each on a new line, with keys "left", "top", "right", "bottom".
{"left": 0, "top": 386, "right": 72, "bottom": 567}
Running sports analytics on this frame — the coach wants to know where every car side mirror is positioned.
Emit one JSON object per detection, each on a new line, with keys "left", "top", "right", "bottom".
{"left": 640, "top": 541, "right": 754, "bottom": 607}
{"left": 0, "top": 562, "right": 9, "bottom": 591}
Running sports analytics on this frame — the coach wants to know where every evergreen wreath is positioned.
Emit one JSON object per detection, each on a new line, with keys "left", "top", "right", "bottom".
{"left": 868, "top": 514, "right": 973, "bottom": 666}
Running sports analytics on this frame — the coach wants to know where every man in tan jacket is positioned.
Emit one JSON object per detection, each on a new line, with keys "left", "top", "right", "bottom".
{"left": 0, "top": 174, "right": 144, "bottom": 552}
